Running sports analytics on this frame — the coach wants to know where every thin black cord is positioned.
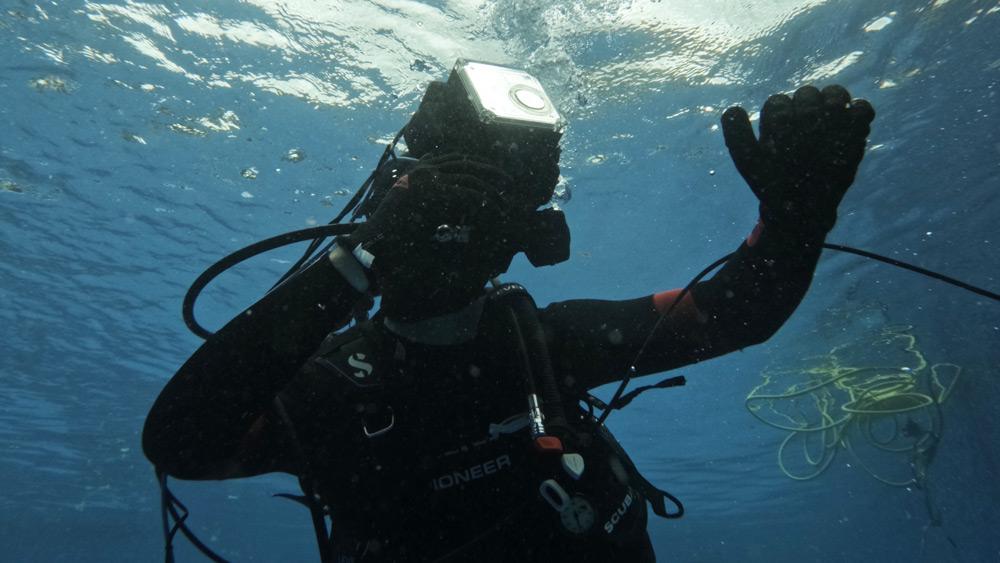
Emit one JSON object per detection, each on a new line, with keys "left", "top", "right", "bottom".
{"left": 823, "top": 243, "right": 999, "bottom": 302}
{"left": 595, "top": 253, "right": 733, "bottom": 426}
{"left": 158, "top": 472, "right": 230, "bottom": 563}
{"left": 597, "top": 241, "right": 999, "bottom": 425}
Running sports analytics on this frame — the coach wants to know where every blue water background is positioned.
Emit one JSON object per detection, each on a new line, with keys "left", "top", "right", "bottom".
{"left": 1, "top": 0, "right": 998, "bottom": 561}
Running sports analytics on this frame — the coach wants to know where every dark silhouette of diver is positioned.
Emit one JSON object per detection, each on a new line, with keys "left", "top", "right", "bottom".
{"left": 143, "top": 60, "right": 875, "bottom": 562}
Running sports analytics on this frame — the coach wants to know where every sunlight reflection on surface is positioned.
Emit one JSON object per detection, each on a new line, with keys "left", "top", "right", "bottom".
{"left": 75, "top": 0, "right": 841, "bottom": 109}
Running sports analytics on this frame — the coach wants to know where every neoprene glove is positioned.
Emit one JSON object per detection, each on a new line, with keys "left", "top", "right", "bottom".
{"left": 721, "top": 85, "right": 875, "bottom": 238}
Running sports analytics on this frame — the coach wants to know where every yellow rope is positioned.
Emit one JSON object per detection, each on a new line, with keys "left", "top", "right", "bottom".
{"left": 746, "top": 325, "right": 961, "bottom": 485}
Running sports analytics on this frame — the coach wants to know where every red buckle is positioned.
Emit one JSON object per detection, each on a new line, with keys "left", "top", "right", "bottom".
{"left": 533, "top": 436, "right": 564, "bottom": 453}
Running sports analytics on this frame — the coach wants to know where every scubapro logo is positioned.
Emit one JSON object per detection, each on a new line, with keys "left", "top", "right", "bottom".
{"left": 347, "top": 353, "right": 373, "bottom": 379}
{"left": 603, "top": 491, "right": 634, "bottom": 534}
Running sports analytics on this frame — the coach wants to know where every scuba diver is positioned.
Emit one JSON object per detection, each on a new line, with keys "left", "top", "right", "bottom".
{"left": 143, "top": 60, "right": 875, "bottom": 562}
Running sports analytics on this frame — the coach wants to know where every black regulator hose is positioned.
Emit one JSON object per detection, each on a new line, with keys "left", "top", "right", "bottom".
{"left": 183, "top": 225, "right": 1000, "bottom": 347}
{"left": 182, "top": 224, "right": 358, "bottom": 339}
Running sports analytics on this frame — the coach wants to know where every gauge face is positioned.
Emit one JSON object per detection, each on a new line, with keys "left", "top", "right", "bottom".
{"left": 559, "top": 496, "right": 597, "bottom": 535}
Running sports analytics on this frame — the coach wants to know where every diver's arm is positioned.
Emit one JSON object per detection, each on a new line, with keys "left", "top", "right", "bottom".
{"left": 142, "top": 249, "right": 368, "bottom": 480}
{"left": 541, "top": 222, "right": 821, "bottom": 392}
{"left": 544, "top": 85, "right": 874, "bottom": 393}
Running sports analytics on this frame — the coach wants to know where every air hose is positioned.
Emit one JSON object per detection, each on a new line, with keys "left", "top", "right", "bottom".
{"left": 490, "top": 283, "right": 569, "bottom": 448}
{"left": 182, "top": 224, "right": 358, "bottom": 339}
{"left": 182, "top": 224, "right": 999, "bottom": 374}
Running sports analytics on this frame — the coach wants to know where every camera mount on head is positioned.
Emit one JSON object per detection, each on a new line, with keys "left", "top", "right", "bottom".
{"left": 403, "top": 60, "right": 565, "bottom": 210}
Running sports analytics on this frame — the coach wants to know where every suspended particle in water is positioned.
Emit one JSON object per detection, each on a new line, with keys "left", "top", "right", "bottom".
{"left": 1, "top": 180, "right": 24, "bottom": 193}
{"left": 283, "top": 148, "right": 306, "bottom": 163}
{"left": 241, "top": 167, "right": 259, "bottom": 179}
{"left": 30, "top": 75, "right": 71, "bottom": 93}
{"left": 200, "top": 110, "right": 241, "bottom": 132}
{"left": 169, "top": 123, "right": 206, "bottom": 137}
{"left": 864, "top": 16, "right": 893, "bottom": 32}
{"left": 552, "top": 176, "right": 572, "bottom": 203}
{"left": 122, "top": 131, "right": 147, "bottom": 145}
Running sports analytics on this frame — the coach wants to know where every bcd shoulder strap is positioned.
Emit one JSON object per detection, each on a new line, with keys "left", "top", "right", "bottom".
{"left": 274, "top": 321, "right": 396, "bottom": 562}
{"left": 489, "top": 284, "right": 685, "bottom": 523}
{"left": 309, "top": 321, "right": 388, "bottom": 391}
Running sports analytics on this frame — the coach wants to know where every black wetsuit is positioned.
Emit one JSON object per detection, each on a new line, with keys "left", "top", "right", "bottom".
{"left": 143, "top": 220, "right": 823, "bottom": 562}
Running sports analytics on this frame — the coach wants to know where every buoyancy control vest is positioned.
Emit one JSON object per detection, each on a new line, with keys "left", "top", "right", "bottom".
{"left": 279, "top": 284, "right": 682, "bottom": 562}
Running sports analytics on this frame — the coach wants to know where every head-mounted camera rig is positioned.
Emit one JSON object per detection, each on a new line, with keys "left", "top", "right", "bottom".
{"left": 402, "top": 60, "right": 565, "bottom": 204}
{"left": 452, "top": 59, "right": 566, "bottom": 133}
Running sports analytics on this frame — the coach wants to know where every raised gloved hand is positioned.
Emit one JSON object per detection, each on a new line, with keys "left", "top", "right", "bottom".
{"left": 721, "top": 85, "right": 875, "bottom": 238}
